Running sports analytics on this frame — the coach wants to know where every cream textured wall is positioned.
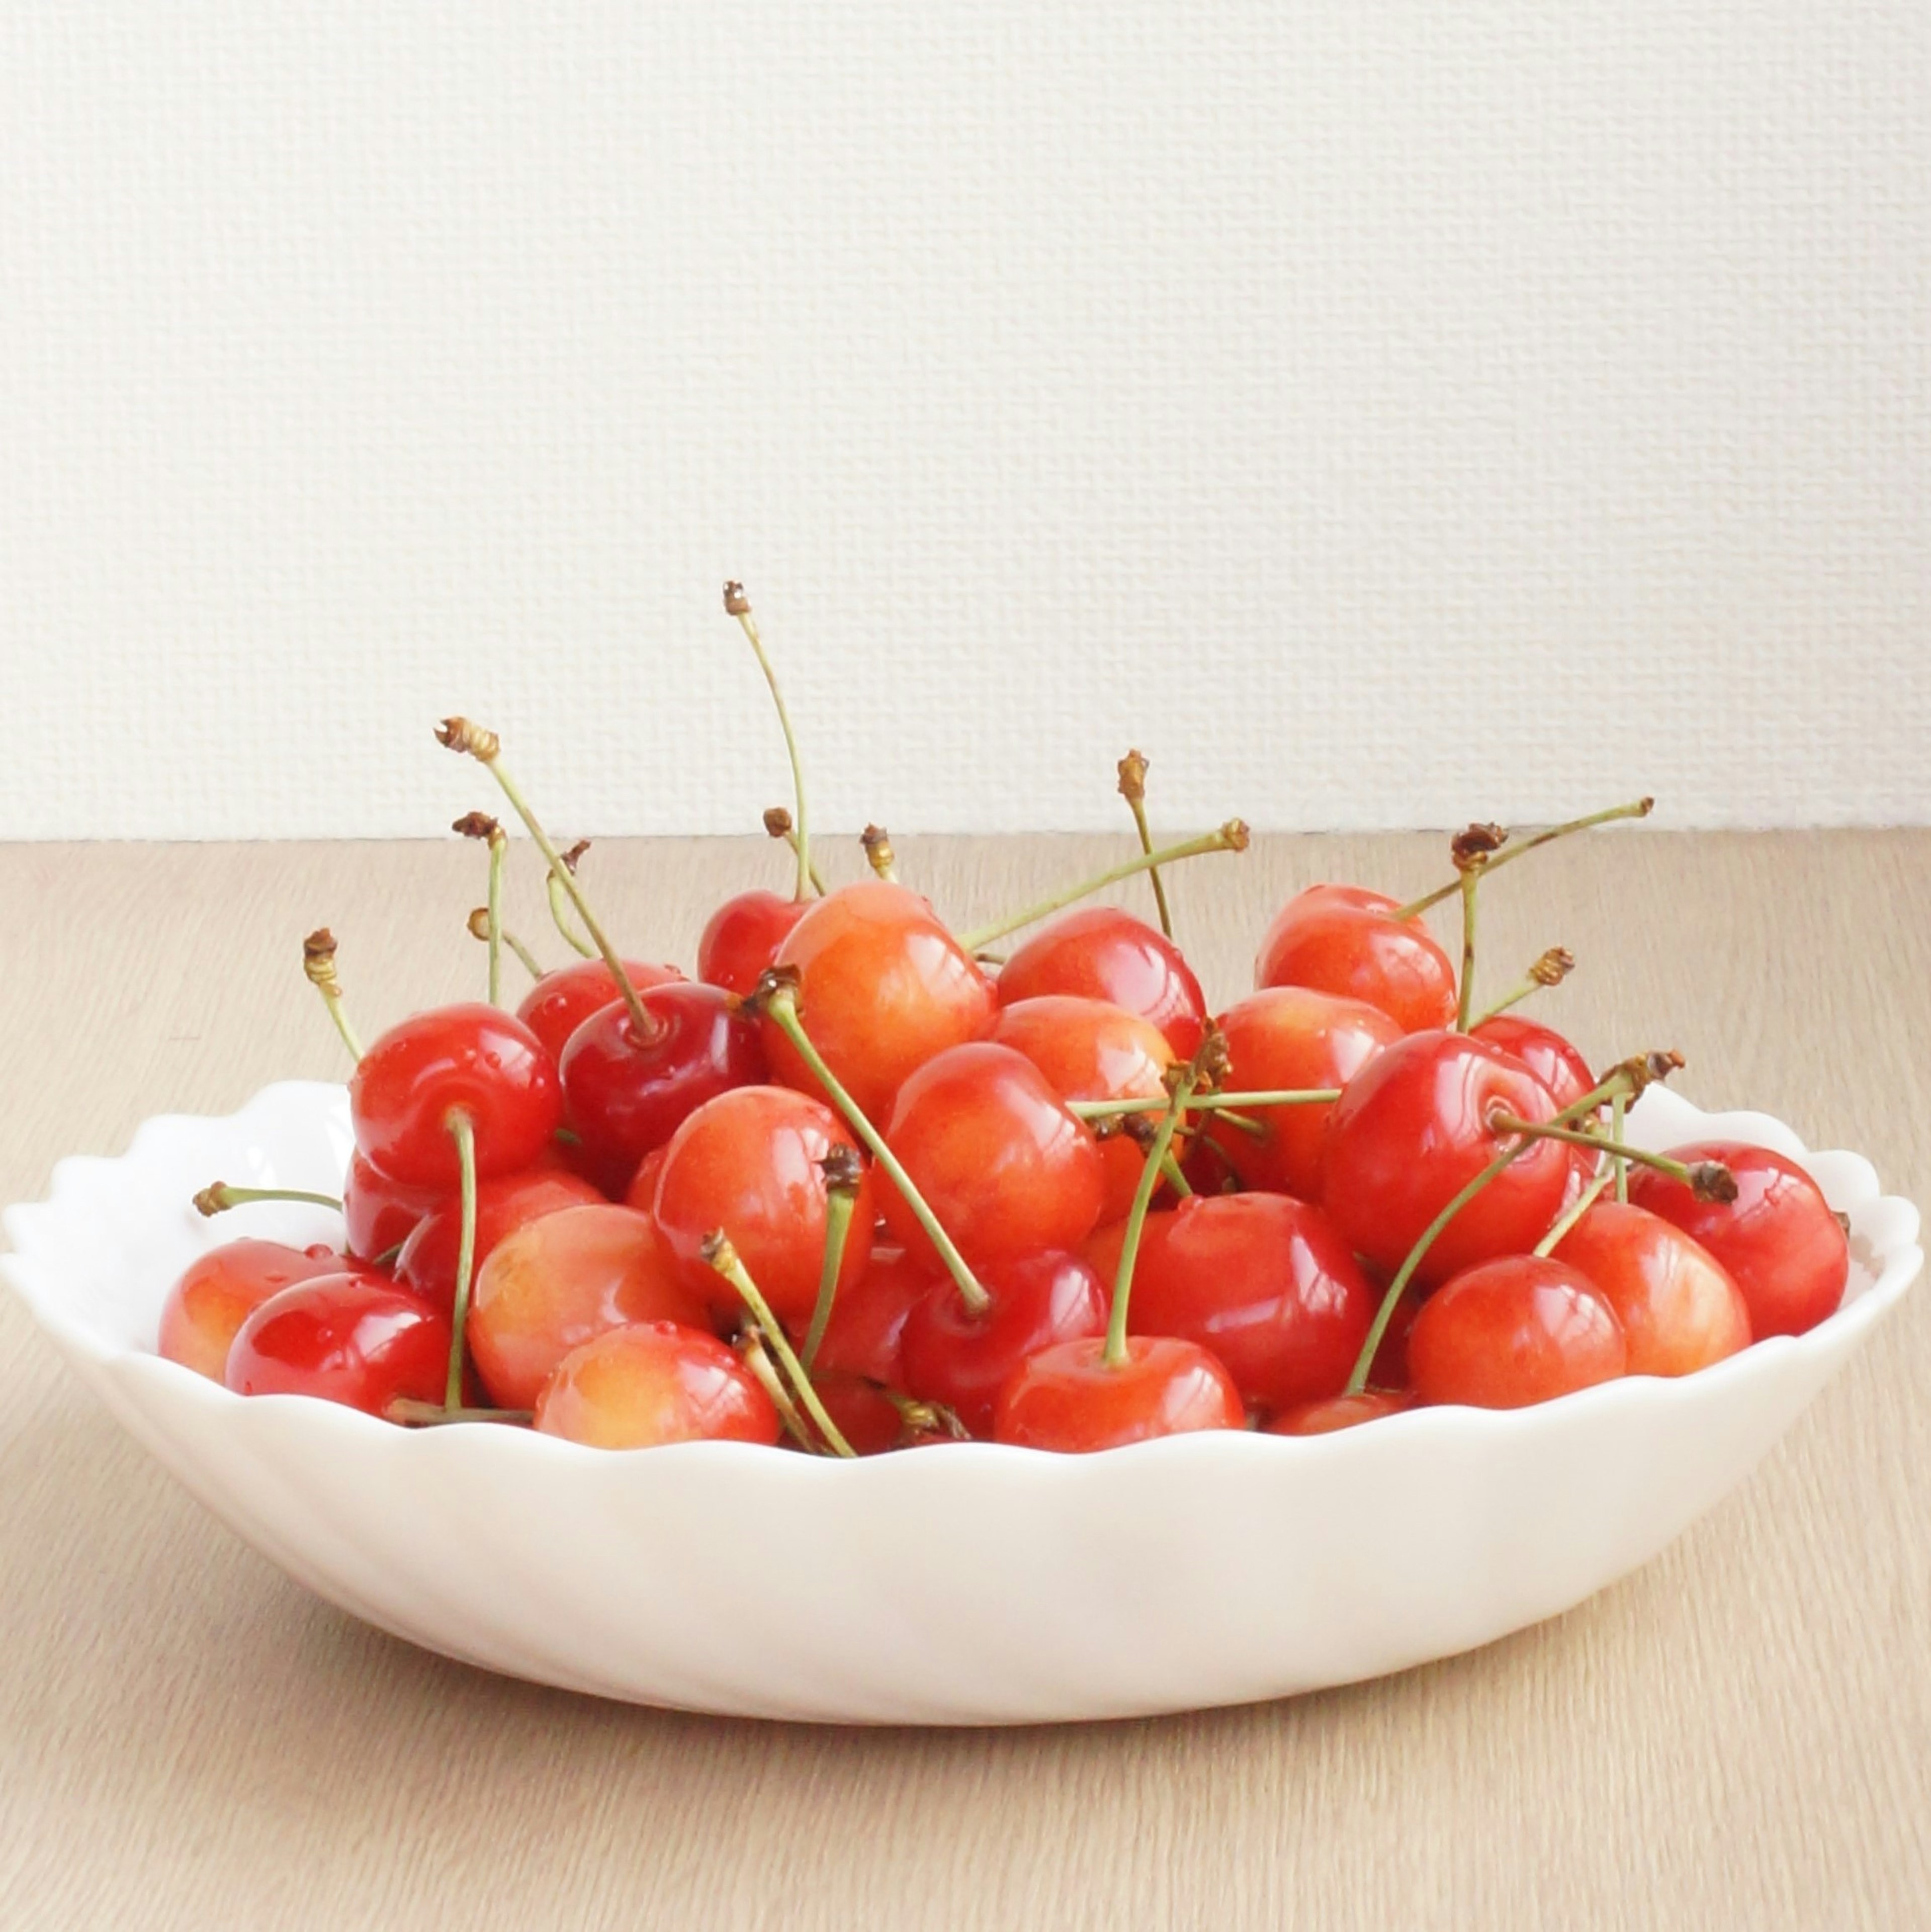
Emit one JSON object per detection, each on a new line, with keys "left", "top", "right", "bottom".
{"left": 1, "top": 5, "right": 1925, "bottom": 839}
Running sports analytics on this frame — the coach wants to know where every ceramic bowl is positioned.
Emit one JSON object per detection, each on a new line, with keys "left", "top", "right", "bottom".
{"left": 3, "top": 1081, "right": 1918, "bottom": 1724}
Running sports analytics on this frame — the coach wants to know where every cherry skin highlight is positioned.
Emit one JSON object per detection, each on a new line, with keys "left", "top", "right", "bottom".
{"left": 651, "top": 1085, "right": 877, "bottom": 1325}
{"left": 899, "top": 1250, "right": 1109, "bottom": 1437}
{"left": 1255, "top": 884, "right": 1457, "bottom": 1034}
{"left": 1266, "top": 1389, "right": 1415, "bottom": 1436}
{"left": 1407, "top": 1256, "right": 1627, "bottom": 1409}
{"left": 396, "top": 1165, "right": 605, "bottom": 1315}
{"left": 224, "top": 1271, "right": 451, "bottom": 1415}
{"left": 516, "top": 958, "right": 683, "bottom": 1064}
{"left": 465, "top": 1203, "right": 714, "bottom": 1409}
{"left": 341, "top": 1152, "right": 440, "bottom": 1262}
{"left": 1627, "top": 1141, "right": 1848, "bottom": 1339}
{"left": 349, "top": 1003, "right": 563, "bottom": 1189}
{"left": 533, "top": 1322, "right": 780, "bottom": 1449}
{"left": 1321, "top": 1029, "right": 1570, "bottom": 1287}
{"left": 993, "top": 1336, "right": 1244, "bottom": 1451}
{"left": 1122, "top": 1192, "right": 1379, "bottom": 1413}
{"left": 880, "top": 1042, "right": 1106, "bottom": 1273}
{"left": 1206, "top": 986, "right": 1402, "bottom": 1200}
{"left": 763, "top": 881, "right": 997, "bottom": 1122}
{"left": 159, "top": 1238, "right": 346, "bottom": 1382}
{"left": 697, "top": 891, "right": 811, "bottom": 999}
{"left": 991, "top": 995, "right": 1174, "bottom": 1222}
{"left": 1551, "top": 1201, "right": 1750, "bottom": 1376}
{"left": 1471, "top": 1012, "right": 1599, "bottom": 1187}
{"left": 996, "top": 907, "right": 1207, "bottom": 1059}
{"left": 799, "top": 1246, "right": 936, "bottom": 1385}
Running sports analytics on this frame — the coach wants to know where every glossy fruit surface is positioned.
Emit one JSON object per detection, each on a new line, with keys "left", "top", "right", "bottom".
{"left": 881, "top": 1043, "right": 1106, "bottom": 1272}
{"left": 1266, "top": 1389, "right": 1415, "bottom": 1435}
{"left": 341, "top": 1152, "right": 440, "bottom": 1262}
{"left": 651, "top": 1085, "right": 876, "bottom": 1324}
{"left": 349, "top": 1003, "right": 563, "bottom": 1189}
{"left": 533, "top": 1322, "right": 780, "bottom": 1448}
{"left": 1551, "top": 1201, "right": 1750, "bottom": 1376}
{"left": 810, "top": 1371, "right": 910, "bottom": 1457}
{"left": 697, "top": 891, "right": 812, "bottom": 998}
{"left": 899, "top": 1251, "right": 1109, "bottom": 1436}
{"left": 1322, "top": 1029, "right": 1570, "bottom": 1287}
{"left": 799, "top": 1246, "right": 935, "bottom": 1385}
{"left": 763, "top": 882, "right": 996, "bottom": 1122}
{"left": 1255, "top": 885, "right": 1457, "bottom": 1033}
{"left": 516, "top": 958, "right": 683, "bottom": 1064}
{"left": 466, "top": 1203, "right": 713, "bottom": 1409}
{"left": 1627, "top": 1141, "right": 1848, "bottom": 1339}
{"left": 224, "top": 1271, "right": 451, "bottom": 1414}
{"left": 1408, "top": 1257, "right": 1626, "bottom": 1409}
{"left": 396, "top": 1166, "right": 605, "bottom": 1314}
{"left": 996, "top": 908, "right": 1207, "bottom": 1059}
{"left": 1121, "top": 1192, "right": 1378, "bottom": 1413}
{"left": 1471, "top": 1012, "right": 1599, "bottom": 1187}
{"left": 994, "top": 1336, "right": 1244, "bottom": 1451}
{"left": 1206, "top": 986, "right": 1401, "bottom": 1200}
{"left": 159, "top": 1238, "right": 346, "bottom": 1382}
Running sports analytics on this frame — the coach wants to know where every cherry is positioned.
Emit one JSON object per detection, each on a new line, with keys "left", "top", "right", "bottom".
{"left": 396, "top": 1166, "right": 605, "bottom": 1314}
{"left": 465, "top": 1203, "right": 714, "bottom": 1409}
{"left": 1471, "top": 1011, "right": 1600, "bottom": 1189}
{"left": 1204, "top": 986, "right": 1401, "bottom": 1200}
{"left": 899, "top": 1250, "right": 1109, "bottom": 1436}
{"left": 1626, "top": 1141, "right": 1848, "bottom": 1338}
{"left": 159, "top": 1238, "right": 346, "bottom": 1382}
{"left": 800, "top": 1245, "right": 935, "bottom": 1384}
{"left": 622, "top": 1144, "right": 669, "bottom": 1211}
{"left": 516, "top": 958, "right": 684, "bottom": 1065}
{"left": 1550, "top": 1200, "right": 1750, "bottom": 1375}
{"left": 761, "top": 881, "right": 996, "bottom": 1121}
{"left": 1322, "top": 1029, "right": 1570, "bottom": 1287}
{"left": 1255, "top": 885, "right": 1457, "bottom": 1033}
{"left": 990, "top": 995, "right": 1174, "bottom": 1222}
{"left": 651, "top": 1085, "right": 877, "bottom": 1325}
{"left": 1407, "top": 1256, "right": 1626, "bottom": 1408}
{"left": 533, "top": 1322, "right": 780, "bottom": 1448}
{"left": 1266, "top": 1389, "right": 1414, "bottom": 1435}
{"left": 697, "top": 891, "right": 812, "bottom": 998}
{"left": 996, "top": 907, "right": 1207, "bottom": 1059}
{"left": 225, "top": 1271, "right": 451, "bottom": 1415}
{"left": 559, "top": 980, "right": 767, "bottom": 1189}
{"left": 880, "top": 1042, "right": 1106, "bottom": 1272}
{"left": 994, "top": 1335, "right": 1244, "bottom": 1451}
{"left": 808, "top": 1371, "right": 909, "bottom": 1456}
{"left": 349, "top": 1002, "right": 562, "bottom": 1190}
{"left": 341, "top": 1152, "right": 440, "bottom": 1262}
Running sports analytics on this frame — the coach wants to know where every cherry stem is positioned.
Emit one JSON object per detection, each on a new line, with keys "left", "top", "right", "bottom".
{"left": 484, "top": 831, "right": 505, "bottom": 1004}
{"left": 800, "top": 1159, "right": 860, "bottom": 1371}
{"left": 1393, "top": 798, "right": 1654, "bottom": 921}
{"left": 1105, "top": 1061, "right": 1200, "bottom": 1368}
{"left": 1611, "top": 1092, "right": 1629, "bottom": 1202}
{"left": 387, "top": 1400, "right": 531, "bottom": 1428}
{"left": 763, "top": 809, "right": 827, "bottom": 896}
{"left": 1533, "top": 1167, "right": 1615, "bottom": 1257}
{"left": 958, "top": 820, "right": 1250, "bottom": 952}
{"left": 469, "top": 908, "right": 544, "bottom": 981}
{"left": 881, "top": 1387, "right": 972, "bottom": 1441}
{"left": 1470, "top": 947, "right": 1576, "bottom": 1027}
{"left": 1116, "top": 750, "right": 1173, "bottom": 939}
{"left": 737, "top": 1331, "right": 821, "bottom": 1452}
{"left": 193, "top": 1182, "right": 342, "bottom": 1217}
{"left": 860, "top": 824, "right": 899, "bottom": 886}
{"left": 443, "top": 1111, "right": 478, "bottom": 1412}
{"left": 758, "top": 980, "right": 991, "bottom": 1314}
{"left": 1068, "top": 1088, "right": 1341, "bottom": 1119}
{"left": 1160, "top": 1151, "right": 1193, "bottom": 1198}
{"left": 1485, "top": 1113, "right": 1734, "bottom": 1198}
{"left": 1456, "top": 867, "right": 1480, "bottom": 1031}
{"left": 703, "top": 1232, "right": 854, "bottom": 1456}
{"left": 546, "top": 869, "right": 595, "bottom": 959}
{"left": 726, "top": 584, "right": 812, "bottom": 903}
{"left": 302, "top": 929, "right": 365, "bottom": 1064}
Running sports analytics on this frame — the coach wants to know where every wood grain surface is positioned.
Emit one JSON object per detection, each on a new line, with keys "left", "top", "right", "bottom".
{"left": 1, "top": 830, "right": 1926, "bottom": 1931}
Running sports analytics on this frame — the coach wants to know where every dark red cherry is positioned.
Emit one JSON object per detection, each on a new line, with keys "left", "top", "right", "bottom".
{"left": 1255, "top": 885, "right": 1456, "bottom": 1033}
{"left": 341, "top": 1151, "right": 440, "bottom": 1262}
{"left": 697, "top": 891, "right": 812, "bottom": 998}
{"left": 997, "top": 907, "right": 1207, "bottom": 1059}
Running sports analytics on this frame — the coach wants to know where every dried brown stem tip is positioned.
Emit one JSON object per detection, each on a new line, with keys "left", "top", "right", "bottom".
{"left": 763, "top": 806, "right": 795, "bottom": 839}
{"left": 1608, "top": 1048, "right": 1685, "bottom": 1098}
{"left": 435, "top": 717, "right": 500, "bottom": 762}
{"left": 192, "top": 1183, "right": 227, "bottom": 1217}
{"left": 1690, "top": 1162, "right": 1740, "bottom": 1203}
{"left": 861, "top": 823, "right": 898, "bottom": 877}
{"left": 723, "top": 581, "right": 751, "bottom": 617}
{"left": 466, "top": 907, "right": 492, "bottom": 941}
{"left": 1530, "top": 947, "right": 1576, "bottom": 988}
{"left": 302, "top": 928, "right": 340, "bottom": 991}
{"left": 1116, "top": 749, "right": 1150, "bottom": 805}
{"left": 559, "top": 839, "right": 591, "bottom": 875}
{"left": 818, "top": 1144, "right": 864, "bottom": 1195}
{"left": 747, "top": 963, "right": 804, "bottom": 1015}
{"left": 452, "top": 811, "right": 503, "bottom": 845}
{"left": 1451, "top": 822, "right": 1509, "bottom": 873}
{"left": 698, "top": 1228, "right": 737, "bottom": 1271}
{"left": 1173, "top": 1023, "right": 1233, "bottom": 1096}
{"left": 1221, "top": 819, "right": 1251, "bottom": 852}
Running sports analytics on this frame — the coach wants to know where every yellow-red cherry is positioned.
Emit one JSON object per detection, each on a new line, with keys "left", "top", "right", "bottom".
{"left": 1255, "top": 884, "right": 1456, "bottom": 1033}
{"left": 697, "top": 891, "right": 812, "bottom": 998}
{"left": 396, "top": 1165, "right": 605, "bottom": 1314}
{"left": 1407, "top": 1256, "right": 1626, "bottom": 1409}
{"left": 159, "top": 1238, "right": 346, "bottom": 1382}
{"left": 533, "top": 1322, "right": 780, "bottom": 1448}
{"left": 993, "top": 1336, "right": 1244, "bottom": 1451}
{"left": 996, "top": 908, "right": 1207, "bottom": 1059}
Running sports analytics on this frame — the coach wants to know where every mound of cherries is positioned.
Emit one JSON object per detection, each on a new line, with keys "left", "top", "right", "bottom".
{"left": 160, "top": 588, "right": 1851, "bottom": 1455}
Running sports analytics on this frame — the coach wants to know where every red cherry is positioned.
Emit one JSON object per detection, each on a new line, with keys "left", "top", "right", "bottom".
{"left": 1407, "top": 1256, "right": 1626, "bottom": 1408}
{"left": 1255, "top": 885, "right": 1456, "bottom": 1033}
{"left": 349, "top": 1003, "right": 563, "bottom": 1190}
{"left": 622, "top": 1144, "right": 669, "bottom": 1211}
{"left": 990, "top": 995, "right": 1175, "bottom": 1222}
{"left": 1266, "top": 1389, "right": 1414, "bottom": 1435}
{"left": 809, "top": 1371, "right": 909, "bottom": 1456}
{"left": 996, "top": 907, "right": 1207, "bottom": 1059}
{"left": 993, "top": 1336, "right": 1244, "bottom": 1451}
{"left": 559, "top": 980, "right": 767, "bottom": 1188}
{"left": 466, "top": 1202, "right": 714, "bottom": 1408}
{"left": 1551, "top": 1200, "right": 1750, "bottom": 1375}
{"left": 533, "top": 1322, "right": 780, "bottom": 1448}
{"left": 1322, "top": 1029, "right": 1570, "bottom": 1287}
{"left": 1471, "top": 1012, "right": 1599, "bottom": 1187}
{"left": 762, "top": 882, "right": 996, "bottom": 1122}
{"left": 395, "top": 1166, "right": 605, "bottom": 1314}
{"left": 801, "top": 1246, "right": 935, "bottom": 1385}
{"left": 159, "top": 1238, "right": 348, "bottom": 1382}
{"left": 516, "top": 958, "right": 683, "bottom": 1065}
{"left": 341, "top": 1152, "right": 440, "bottom": 1262}
{"left": 697, "top": 891, "right": 812, "bottom": 998}
{"left": 225, "top": 1271, "right": 450, "bottom": 1415}
{"left": 651, "top": 1085, "right": 877, "bottom": 1325}
{"left": 899, "top": 1251, "right": 1109, "bottom": 1436}
{"left": 880, "top": 1043, "right": 1106, "bottom": 1272}
{"left": 1205, "top": 986, "right": 1402, "bottom": 1200}
{"left": 1626, "top": 1141, "right": 1848, "bottom": 1339}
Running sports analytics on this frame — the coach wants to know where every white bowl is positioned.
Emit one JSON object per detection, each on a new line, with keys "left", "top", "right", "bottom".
{"left": 3, "top": 1081, "right": 1919, "bottom": 1725}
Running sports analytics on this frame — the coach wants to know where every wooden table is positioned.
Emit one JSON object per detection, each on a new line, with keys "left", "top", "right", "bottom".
{"left": 2, "top": 831, "right": 1926, "bottom": 1930}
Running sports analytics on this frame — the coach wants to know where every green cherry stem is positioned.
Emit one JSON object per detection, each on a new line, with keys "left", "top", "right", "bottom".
{"left": 443, "top": 1111, "right": 478, "bottom": 1413}
{"left": 1470, "top": 947, "right": 1576, "bottom": 1027}
{"left": 1533, "top": 1167, "right": 1615, "bottom": 1258}
{"left": 1116, "top": 750, "right": 1173, "bottom": 939}
{"left": 453, "top": 813, "right": 508, "bottom": 1005}
{"left": 800, "top": 1148, "right": 862, "bottom": 1371}
{"left": 388, "top": 1400, "right": 532, "bottom": 1428}
{"left": 193, "top": 1182, "right": 343, "bottom": 1217}
{"left": 546, "top": 866, "right": 595, "bottom": 958}
{"left": 763, "top": 809, "right": 827, "bottom": 896}
{"left": 467, "top": 907, "right": 545, "bottom": 981}
{"left": 1610, "top": 1092, "right": 1629, "bottom": 1202}
{"left": 1105, "top": 1061, "right": 1201, "bottom": 1368}
{"left": 1485, "top": 1114, "right": 1736, "bottom": 1198}
{"left": 1160, "top": 1151, "right": 1193, "bottom": 1198}
{"left": 1067, "top": 1087, "right": 1341, "bottom": 1120}
{"left": 302, "top": 929, "right": 365, "bottom": 1064}
{"left": 958, "top": 820, "right": 1250, "bottom": 953}
{"left": 1449, "top": 825, "right": 1506, "bottom": 1033}
{"left": 737, "top": 1331, "right": 821, "bottom": 1453}
{"left": 726, "top": 583, "right": 812, "bottom": 904}
{"left": 1394, "top": 798, "right": 1654, "bottom": 922}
